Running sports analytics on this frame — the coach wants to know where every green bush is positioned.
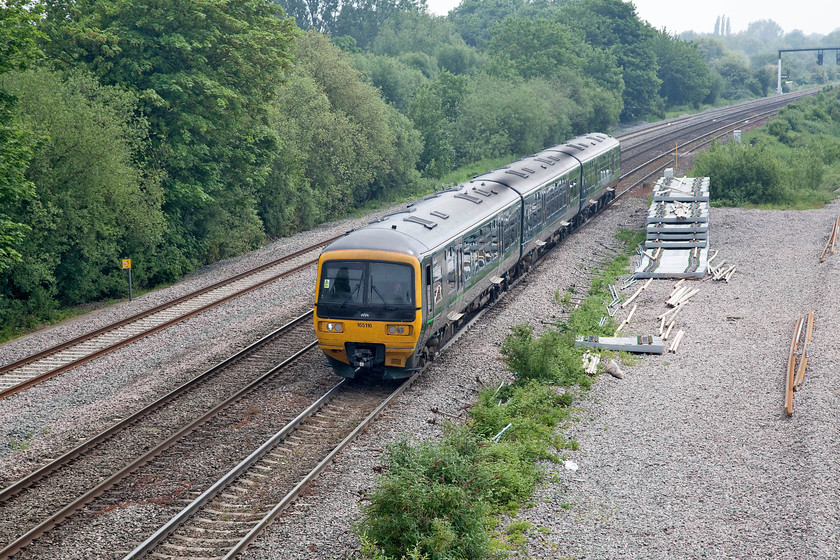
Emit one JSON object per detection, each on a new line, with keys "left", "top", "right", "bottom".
{"left": 694, "top": 87, "right": 840, "bottom": 209}
{"left": 358, "top": 382, "right": 575, "bottom": 559}
{"left": 694, "top": 141, "right": 788, "bottom": 206}
{"left": 359, "top": 429, "right": 493, "bottom": 560}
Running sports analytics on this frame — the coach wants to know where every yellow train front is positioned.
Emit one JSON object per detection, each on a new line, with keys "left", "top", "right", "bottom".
{"left": 314, "top": 239, "right": 424, "bottom": 380}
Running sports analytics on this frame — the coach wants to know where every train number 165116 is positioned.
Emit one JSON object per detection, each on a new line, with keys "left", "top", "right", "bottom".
{"left": 356, "top": 322, "right": 373, "bottom": 328}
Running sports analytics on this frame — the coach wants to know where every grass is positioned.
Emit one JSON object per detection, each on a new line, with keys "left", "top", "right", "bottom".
{"left": 356, "top": 228, "right": 645, "bottom": 560}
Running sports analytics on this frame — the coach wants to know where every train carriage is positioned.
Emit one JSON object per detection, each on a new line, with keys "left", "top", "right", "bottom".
{"left": 314, "top": 133, "right": 620, "bottom": 379}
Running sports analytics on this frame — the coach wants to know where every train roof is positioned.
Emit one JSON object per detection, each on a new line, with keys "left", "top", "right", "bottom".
{"left": 470, "top": 133, "right": 618, "bottom": 196}
{"left": 322, "top": 183, "right": 521, "bottom": 258}
{"left": 322, "top": 134, "right": 618, "bottom": 259}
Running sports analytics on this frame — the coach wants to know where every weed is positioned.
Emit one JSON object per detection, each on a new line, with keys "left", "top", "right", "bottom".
{"left": 506, "top": 520, "right": 533, "bottom": 547}
{"left": 9, "top": 430, "right": 36, "bottom": 451}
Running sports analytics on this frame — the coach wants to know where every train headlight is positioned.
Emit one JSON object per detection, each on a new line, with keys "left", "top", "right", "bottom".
{"left": 386, "top": 324, "right": 412, "bottom": 336}
{"left": 319, "top": 321, "right": 344, "bottom": 333}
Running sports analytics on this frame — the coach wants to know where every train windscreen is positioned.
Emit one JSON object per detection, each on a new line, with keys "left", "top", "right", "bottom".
{"left": 317, "top": 260, "right": 415, "bottom": 321}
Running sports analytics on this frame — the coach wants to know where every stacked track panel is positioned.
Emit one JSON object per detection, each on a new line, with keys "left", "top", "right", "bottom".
{"left": 636, "top": 176, "right": 710, "bottom": 278}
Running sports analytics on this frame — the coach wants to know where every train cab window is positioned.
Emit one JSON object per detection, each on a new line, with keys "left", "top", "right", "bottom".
{"left": 369, "top": 262, "right": 414, "bottom": 306}
{"left": 319, "top": 262, "right": 364, "bottom": 303}
{"left": 318, "top": 260, "right": 415, "bottom": 322}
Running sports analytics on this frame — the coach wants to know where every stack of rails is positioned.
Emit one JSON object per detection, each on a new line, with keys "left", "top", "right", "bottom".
{"left": 635, "top": 176, "right": 710, "bottom": 279}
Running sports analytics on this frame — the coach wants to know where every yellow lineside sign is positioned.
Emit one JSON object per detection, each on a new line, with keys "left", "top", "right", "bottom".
{"left": 122, "top": 259, "right": 132, "bottom": 269}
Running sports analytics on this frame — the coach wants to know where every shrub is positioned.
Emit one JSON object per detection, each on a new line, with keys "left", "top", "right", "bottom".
{"left": 358, "top": 429, "right": 493, "bottom": 560}
{"left": 694, "top": 141, "right": 788, "bottom": 206}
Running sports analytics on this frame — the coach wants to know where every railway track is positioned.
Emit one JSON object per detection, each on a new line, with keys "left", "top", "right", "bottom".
{"left": 617, "top": 88, "right": 821, "bottom": 191}
{"left": 0, "top": 312, "right": 317, "bottom": 559}
{"left": 122, "top": 377, "right": 412, "bottom": 560}
{"left": 0, "top": 89, "right": 819, "bottom": 401}
{"left": 0, "top": 235, "right": 341, "bottom": 400}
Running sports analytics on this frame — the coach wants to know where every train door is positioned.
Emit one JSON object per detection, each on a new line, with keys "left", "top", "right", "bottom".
{"left": 425, "top": 252, "right": 444, "bottom": 321}
{"left": 445, "top": 245, "right": 460, "bottom": 300}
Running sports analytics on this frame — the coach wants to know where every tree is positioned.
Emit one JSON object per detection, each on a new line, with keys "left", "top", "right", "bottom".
{"left": 408, "top": 71, "right": 469, "bottom": 175}
{"left": 0, "top": 69, "right": 166, "bottom": 330}
{"left": 484, "top": 15, "right": 624, "bottom": 127}
{"left": 560, "top": 0, "right": 662, "bottom": 121}
{"left": 715, "top": 54, "right": 753, "bottom": 99}
{"left": 0, "top": 1, "right": 43, "bottom": 273}
{"left": 263, "top": 31, "right": 421, "bottom": 226}
{"left": 449, "top": 0, "right": 529, "bottom": 47}
{"left": 652, "top": 30, "right": 713, "bottom": 107}
{"left": 745, "top": 19, "right": 783, "bottom": 44}
{"left": 353, "top": 53, "right": 427, "bottom": 111}
{"left": 40, "top": 0, "right": 299, "bottom": 272}
{"left": 274, "top": 0, "right": 341, "bottom": 32}
{"left": 333, "top": 0, "right": 427, "bottom": 49}
{"left": 487, "top": 17, "right": 588, "bottom": 80}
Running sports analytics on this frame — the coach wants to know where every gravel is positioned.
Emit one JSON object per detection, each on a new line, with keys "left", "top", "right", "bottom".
{"left": 2, "top": 186, "right": 839, "bottom": 560}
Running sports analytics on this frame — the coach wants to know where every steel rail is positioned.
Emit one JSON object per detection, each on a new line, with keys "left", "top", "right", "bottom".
{"left": 0, "top": 312, "right": 317, "bottom": 559}
{"left": 224, "top": 372, "right": 417, "bottom": 559}
{"left": 122, "top": 379, "right": 350, "bottom": 559}
{"left": 614, "top": 88, "right": 817, "bottom": 147}
{"left": 123, "top": 373, "right": 419, "bottom": 559}
{"left": 615, "top": 107, "right": 783, "bottom": 197}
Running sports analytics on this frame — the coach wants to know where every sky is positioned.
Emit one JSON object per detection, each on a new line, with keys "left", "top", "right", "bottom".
{"left": 425, "top": 0, "right": 840, "bottom": 36}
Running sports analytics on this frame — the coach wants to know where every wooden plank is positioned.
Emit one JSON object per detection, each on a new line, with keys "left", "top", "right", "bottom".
{"left": 793, "top": 309, "right": 815, "bottom": 390}
{"left": 622, "top": 278, "right": 653, "bottom": 308}
{"left": 785, "top": 316, "right": 803, "bottom": 416}
{"left": 614, "top": 304, "right": 637, "bottom": 335}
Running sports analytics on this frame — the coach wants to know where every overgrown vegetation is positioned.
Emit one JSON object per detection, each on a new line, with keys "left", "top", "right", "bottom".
{"left": 694, "top": 87, "right": 840, "bottom": 208}
{"left": 356, "top": 229, "right": 644, "bottom": 559}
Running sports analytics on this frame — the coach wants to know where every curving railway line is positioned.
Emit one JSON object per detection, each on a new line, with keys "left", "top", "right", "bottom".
{"left": 0, "top": 89, "right": 828, "bottom": 559}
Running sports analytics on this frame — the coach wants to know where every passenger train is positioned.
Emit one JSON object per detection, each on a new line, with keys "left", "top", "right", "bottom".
{"left": 314, "top": 133, "right": 620, "bottom": 379}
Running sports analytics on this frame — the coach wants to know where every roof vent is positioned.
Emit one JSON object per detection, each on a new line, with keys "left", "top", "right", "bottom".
{"left": 454, "top": 192, "right": 483, "bottom": 204}
{"left": 404, "top": 216, "right": 438, "bottom": 229}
